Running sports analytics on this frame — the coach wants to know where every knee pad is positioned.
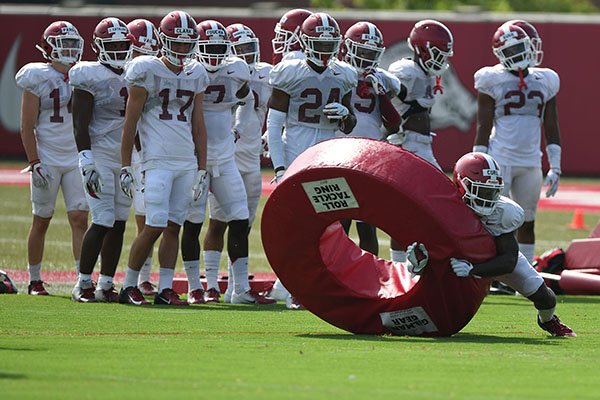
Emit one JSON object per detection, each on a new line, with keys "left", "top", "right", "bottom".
{"left": 262, "top": 138, "right": 496, "bottom": 336}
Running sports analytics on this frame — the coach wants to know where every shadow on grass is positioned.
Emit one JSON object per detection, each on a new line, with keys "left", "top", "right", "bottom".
{"left": 0, "top": 371, "right": 27, "bottom": 380}
{"left": 0, "top": 346, "right": 42, "bottom": 352}
{"left": 298, "top": 332, "right": 561, "bottom": 345}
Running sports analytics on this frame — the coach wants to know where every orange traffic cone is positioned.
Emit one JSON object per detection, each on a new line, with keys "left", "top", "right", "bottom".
{"left": 568, "top": 208, "right": 588, "bottom": 230}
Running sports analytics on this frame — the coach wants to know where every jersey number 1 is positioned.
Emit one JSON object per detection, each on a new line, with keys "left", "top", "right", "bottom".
{"left": 158, "top": 88, "right": 195, "bottom": 122}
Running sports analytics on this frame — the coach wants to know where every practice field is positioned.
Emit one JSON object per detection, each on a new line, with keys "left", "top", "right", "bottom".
{"left": 1, "top": 173, "right": 600, "bottom": 399}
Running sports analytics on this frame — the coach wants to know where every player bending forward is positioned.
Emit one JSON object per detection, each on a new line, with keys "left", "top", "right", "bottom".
{"left": 412, "top": 152, "right": 575, "bottom": 336}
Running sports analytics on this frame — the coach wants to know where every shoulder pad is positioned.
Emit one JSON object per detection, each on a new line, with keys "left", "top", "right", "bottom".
{"left": 15, "top": 63, "right": 47, "bottom": 94}
{"left": 498, "top": 197, "right": 525, "bottom": 232}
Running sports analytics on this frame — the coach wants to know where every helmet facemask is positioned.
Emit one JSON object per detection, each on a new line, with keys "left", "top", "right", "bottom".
{"left": 494, "top": 36, "right": 533, "bottom": 71}
{"left": 272, "top": 25, "right": 301, "bottom": 55}
{"left": 43, "top": 34, "right": 83, "bottom": 65}
{"left": 460, "top": 175, "right": 503, "bottom": 216}
{"left": 198, "top": 41, "right": 231, "bottom": 71}
{"left": 95, "top": 38, "right": 132, "bottom": 68}
{"left": 345, "top": 38, "right": 384, "bottom": 72}
{"left": 161, "top": 34, "right": 197, "bottom": 67}
{"left": 232, "top": 39, "right": 259, "bottom": 66}
{"left": 301, "top": 34, "right": 340, "bottom": 67}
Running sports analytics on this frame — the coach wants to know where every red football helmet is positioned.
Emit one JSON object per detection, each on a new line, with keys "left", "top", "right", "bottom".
{"left": 272, "top": 8, "right": 312, "bottom": 55}
{"left": 492, "top": 23, "right": 533, "bottom": 71}
{"left": 226, "top": 23, "right": 259, "bottom": 66}
{"left": 159, "top": 11, "right": 198, "bottom": 67}
{"left": 453, "top": 152, "right": 504, "bottom": 216}
{"left": 92, "top": 17, "right": 132, "bottom": 68}
{"left": 506, "top": 19, "right": 543, "bottom": 66}
{"left": 300, "top": 13, "right": 341, "bottom": 67}
{"left": 408, "top": 19, "right": 454, "bottom": 75}
{"left": 197, "top": 20, "right": 231, "bottom": 71}
{"left": 127, "top": 19, "right": 160, "bottom": 57}
{"left": 36, "top": 20, "right": 83, "bottom": 66}
{"left": 343, "top": 21, "right": 385, "bottom": 72}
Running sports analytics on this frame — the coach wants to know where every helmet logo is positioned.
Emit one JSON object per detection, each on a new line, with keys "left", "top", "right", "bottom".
{"left": 316, "top": 26, "right": 335, "bottom": 36}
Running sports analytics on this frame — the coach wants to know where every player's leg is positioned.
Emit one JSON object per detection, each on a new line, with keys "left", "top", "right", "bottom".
{"left": 61, "top": 165, "right": 89, "bottom": 275}
{"left": 356, "top": 221, "right": 379, "bottom": 256}
{"left": 181, "top": 171, "right": 209, "bottom": 304}
{"left": 27, "top": 164, "right": 61, "bottom": 295}
{"left": 401, "top": 132, "right": 442, "bottom": 170}
{"left": 132, "top": 159, "right": 154, "bottom": 293}
{"left": 202, "top": 210, "right": 227, "bottom": 302}
{"left": 153, "top": 169, "right": 196, "bottom": 306}
{"left": 510, "top": 166, "right": 543, "bottom": 263}
{"left": 120, "top": 168, "right": 172, "bottom": 305}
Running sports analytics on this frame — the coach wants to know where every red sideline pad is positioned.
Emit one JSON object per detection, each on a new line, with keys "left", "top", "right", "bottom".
{"left": 559, "top": 270, "right": 600, "bottom": 295}
{"left": 565, "top": 238, "right": 600, "bottom": 269}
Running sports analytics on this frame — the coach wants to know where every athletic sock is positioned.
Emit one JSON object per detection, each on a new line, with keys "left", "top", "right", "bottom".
{"left": 183, "top": 260, "right": 202, "bottom": 292}
{"left": 538, "top": 307, "right": 556, "bottom": 323}
{"left": 138, "top": 257, "right": 153, "bottom": 284}
{"left": 123, "top": 267, "right": 139, "bottom": 289}
{"left": 231, "top": 257, "right": 250, "bottom": 294}
{"left": 75, "top": 259, "right": 80, "bottom": 275}
{"left": 390, "top": 249, "right": 406, "bottom": 263}
{"left": 98, "top": 274, "right": 113, "bottom": 291}
{"left": 28, "top": 263, "right": 42, "bottom": 282}
{"left": 519, "top": 243, "right": 535, "bottom": 264}
{"left": 158, "top": 267, "right": 175, "bottom": 293}
{"left": 203, "top": 250, "right": 221, "bottom": 291}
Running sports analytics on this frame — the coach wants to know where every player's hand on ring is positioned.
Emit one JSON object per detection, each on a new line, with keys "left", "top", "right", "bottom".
{"left": 450, "top": 257, "right": 473, "bottom": 277}
{"left": 406, "top": 242, "right": 428, "bottom": 276}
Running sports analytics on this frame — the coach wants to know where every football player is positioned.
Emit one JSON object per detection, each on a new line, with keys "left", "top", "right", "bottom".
{"left": 126, "top": 18, "right": 161, "bottom": 296}
{"left": 266, "top": 12, "right": 357, "bottom": 308}
{"left": 15, "top": 21, "right": 88, "bottom": 296}
{"left": 181, "top": 20, "right": 273, "bottom": 305}
{"left": 444, "top": 152, "right": 574, "bottom": 337}
{"left": 387, "top": 19, "right": 453, "bottom": 264}
{"left": 196, "top": 23, "right": 276, "bottom": 304}
{"left": 271, "top": 8, "right": 312, "bottom": 64}
{"left": 70, "top": 18, "right": 133, "bottom": 303}
{"left": 120, "top": 10, "right": 209, "bottom": 306}
{"left": 472, "top": 21, "right": 561, "bottom": 265}
{"left": 337, "top": 21, "right": 402, "bottom": 256}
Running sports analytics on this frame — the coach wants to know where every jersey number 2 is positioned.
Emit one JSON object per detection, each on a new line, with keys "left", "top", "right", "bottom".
{"left": 298, "top": 88, "right": 341, "bottom": 123}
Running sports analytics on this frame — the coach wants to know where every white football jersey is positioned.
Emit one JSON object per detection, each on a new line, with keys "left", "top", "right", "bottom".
{"left": 270, "top": 58, "right": 357, "bottom": 164}
{"left": 337, "top": 68, "right": 401, "bottom": 140}
{"left": 69, "top": 61, "right": 128, "bottom": 166}
{"left": 124, "top": 56, "right": 209, "bottom": 171}
{"left": 480, "top": 196, "right": 525, "bottom": 237}
{"left": 282, "top": 50, "right": 305, "bottom": 62}
{"left": 234, "top": 61, "right": 272, "bottom": 172}
{"left": 203, "top": 57, "right": 251, "bottom": 165}
{"left": 474, "top": 65, "right": 560, "bottom": 168}
{"left": 15, "top": 63, "right": 77, "bottom": 167}
{"left": 388, "top": 58, "right": 436, "bottom": 119}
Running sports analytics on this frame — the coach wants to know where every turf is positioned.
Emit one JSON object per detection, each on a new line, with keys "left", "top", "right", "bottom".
{"left": 1, "top": 175, "right": 600, "bottom": 399}
{"left": 0, "top": 295, "right": 599, "bottom": 399}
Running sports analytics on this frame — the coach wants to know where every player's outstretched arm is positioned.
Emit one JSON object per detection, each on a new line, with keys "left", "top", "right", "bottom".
{"left": 452, "top": 232, "right": 519, "bottom": 278}
{"left": 121, "top": 86, "right": 147, "bottom": 168}
{"left": 473, "top": 91, "right": 494, "bottom": 153}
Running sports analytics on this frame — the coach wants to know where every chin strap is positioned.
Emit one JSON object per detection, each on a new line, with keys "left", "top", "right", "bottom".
{"left": 433, "top": 75, "right": 444, "bottom": 95}
{"left": 517, "top": 68, "right": 528, "bottom": 92}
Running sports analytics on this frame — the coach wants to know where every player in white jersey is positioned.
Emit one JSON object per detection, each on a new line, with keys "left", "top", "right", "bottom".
{"left": 70, "top": 18, "right": 133, "bottom": 303}
{"left": 443, "top": 152, "right": 574, "bottom": 336}
{"left": 266, "top": 13, "right": 358, "bottom": 308}
{"left": 180, "top": 20, "right": 272, "bottom": 305}
{"left": 126, "top": 18, "right": 161, "bottom": 296}
{"left": 271, "top": 8, "right": 312, "bottom": 65}
{"left": 191, "top": 23, "right": 276, "bottom": 304}
{"left": 473, "top": 22, "right": 561, "bottom": 265}
{"left": 119, "top": 11, "right": 209, "bottom": 306}
{"left": 15, "top": 21, "right": 88, "bottom": 296}
{"left": 387, "top": 19, "right": 453, "bottom": 264}
{"left": 337, "top": 21, "right": 402, "bottom": 256}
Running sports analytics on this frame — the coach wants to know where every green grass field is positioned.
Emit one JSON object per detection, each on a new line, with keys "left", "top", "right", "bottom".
{"left": 1, "top": 175, "right": 600, "bottom": 399}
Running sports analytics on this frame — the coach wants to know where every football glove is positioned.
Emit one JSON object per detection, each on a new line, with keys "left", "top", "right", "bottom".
{"left": 544, "top": 169, "right": 560, "bottom": 198}
{"left": 22, "top": 160, "right": 52, "bottom": 189}
{"left": 78, "top": 150, "right": 102, "bottom": 199}
{"left": 364, "top": 69, "right": 386, "bottom": 96}
{"left": 192, "top": 169, "right": 208, "bottom": 201}
{"left": 119, "top": 166, "right": 135, "bottom": 199}
{"left": 322, "top": 102, "right": 349, "bottom": 121}
{"left": 450, "top": 257, "right": 473, "bottom": 277}
{"left": 261, "top": 132, "right": 270, "bottom": 159}
{"left": 406, "top": 242, "right": 428, "bottom": 276}
{"left": 386, "top": 133, "right": 405, "bottom": 146}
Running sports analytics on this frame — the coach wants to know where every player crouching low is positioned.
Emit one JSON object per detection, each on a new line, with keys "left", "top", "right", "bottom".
{"left": 406, "top": 152, "right": 575, "bottom": 337}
